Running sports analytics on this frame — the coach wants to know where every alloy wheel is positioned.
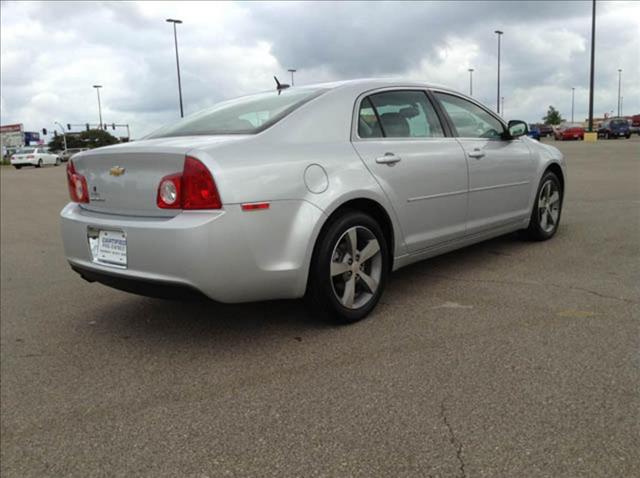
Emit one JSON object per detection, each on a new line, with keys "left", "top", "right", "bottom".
{"left": 538, "top": 179, "right": 561, "bottom": 233}
{"left": 330, "top": 226, "right": 382, "bottom": 309}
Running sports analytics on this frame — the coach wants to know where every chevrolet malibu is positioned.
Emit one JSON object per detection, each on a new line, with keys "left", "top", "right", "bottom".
{"left": 61, "top": 79, "right": 566, "bottom": 323}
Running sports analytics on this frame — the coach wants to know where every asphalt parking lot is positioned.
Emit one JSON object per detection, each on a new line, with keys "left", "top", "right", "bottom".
{"left": 1, "top": 137, "right": 639, "bottom": 477}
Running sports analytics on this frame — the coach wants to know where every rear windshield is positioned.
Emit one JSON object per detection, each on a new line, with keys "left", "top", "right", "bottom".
{"left": 16, "top": 148, "right": 35, "bottom": 154}
{"left": 148, "top": 88, "right": 327, "bottom": 138}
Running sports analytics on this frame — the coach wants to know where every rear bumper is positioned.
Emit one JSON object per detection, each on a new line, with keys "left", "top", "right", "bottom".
{"left": 11, "top": 159, "right": 37, "bottom": 166}
{"left": 71, "top": 263, "right": 209, "bottom": 301}
{"left": 60, "top": 201, "right": 326, "bottom": 303}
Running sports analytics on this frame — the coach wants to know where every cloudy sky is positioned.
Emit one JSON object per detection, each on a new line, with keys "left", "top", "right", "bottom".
{"left": 1, "top": 1, "right": 638, "bottom": 139}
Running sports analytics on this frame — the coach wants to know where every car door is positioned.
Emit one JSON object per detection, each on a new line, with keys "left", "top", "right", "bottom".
{"left": 351, "top": 89, "right": 469, "bottom": 253}
{"left": 433, "top": 91, "right": 535, "bottom": 236}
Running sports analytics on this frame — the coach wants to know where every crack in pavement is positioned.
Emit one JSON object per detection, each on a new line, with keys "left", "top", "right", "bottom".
{"left": 440, "top": 399, "right": 466, "bottom": 478}
{"left": 424, "top": 274, "right": 638, "bottom": 305}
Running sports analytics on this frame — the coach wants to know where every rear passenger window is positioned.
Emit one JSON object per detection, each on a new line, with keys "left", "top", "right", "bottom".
{"left": 359, "top": 90, "right": 444, "bottom": 139}
{"left": 358, "top": 98, "right": 383, "bottom": 138}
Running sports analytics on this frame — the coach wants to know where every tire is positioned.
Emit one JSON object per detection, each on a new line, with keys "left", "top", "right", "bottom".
{"left": 305, "top": 210, "right": 389, "bottom": 324}
{"left": 14, "top": 165, "right": 21, "bottom": 170}
{"left": 55, "top": 158, "right": 60, "bottom": 166}
{"left": 36, "top": 159, "right": 43, "bottom": 168}
{"left": 524, "top": 171, "right": 563, "bottom": 241}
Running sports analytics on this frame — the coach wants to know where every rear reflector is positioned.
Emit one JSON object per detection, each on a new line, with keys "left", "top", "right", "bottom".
{"left": 241, "top": 202, "right": 270, "bottom": 211}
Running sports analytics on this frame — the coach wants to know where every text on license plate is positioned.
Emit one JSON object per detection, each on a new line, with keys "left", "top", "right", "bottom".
{"left": 93, "top": 230, "right": 127, "bottom": 267}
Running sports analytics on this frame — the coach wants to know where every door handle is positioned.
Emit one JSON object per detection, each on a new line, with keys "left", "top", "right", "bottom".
{"left": 468, "top": 149, "right": 485, "bottom": 159}
{"left": 376, "top": 153, "right": 402, "bottom": 165}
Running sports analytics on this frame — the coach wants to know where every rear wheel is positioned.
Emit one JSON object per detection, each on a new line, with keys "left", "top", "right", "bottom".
{"left": 306, "top": 211, "right": 389, "bottom": 324}
{"left": 55, "top": 157, "right": 60, "bottom": 166}
{"left": 36, "top": 159, "right": 43, "bottom": 168}
{"left": 524, "top": 171, "right": 563, "bottom": 241}
{"left": 14, "top": 165, "right": 21, "bottom": 170}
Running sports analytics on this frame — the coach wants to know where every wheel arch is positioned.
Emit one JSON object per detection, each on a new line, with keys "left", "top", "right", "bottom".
{"left": 544, "top": 162, "right": 565, "bottom": 195}
{"left": 303, "top": 196, "right": 399, "bottom": 295}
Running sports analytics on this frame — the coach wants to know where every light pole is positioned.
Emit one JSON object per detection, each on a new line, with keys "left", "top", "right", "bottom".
{"left": 501, "top": 96, "right": 505, "bottom": 117}
{"left": 571, "top": 87, "right": 575, "bottom": 123}
{"left": 587, "top": 0, "right": 596, "bottom": 132}
{"left": 620, "top": 96, "right": 623, "bottom": 116}
{"left": 287, "top": 69, "right": 297, "bottom": 86}
{"left": 468, "top": 68, "right": 474, "bottom": 96}
{"left": 54, "top": 121, "right": 67, "bottom": 151}
{"left": 166, "top": 18, "right": 184, "bottom": 117}
{"left": 617, "top": 68, "right": 622, "bottom": 117}
{"left": 92, "top": 85, "right": 103, "bottom": 129}
{"left": 495, "top": 30, "right": 504, "bottom": 114}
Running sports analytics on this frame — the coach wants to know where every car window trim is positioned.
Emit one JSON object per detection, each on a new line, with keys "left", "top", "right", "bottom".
{"left": 430, "top": 89, "right": 509, "bottom": 141}
{"left": 351, "top": 87, "right": 452, "bottom": 142}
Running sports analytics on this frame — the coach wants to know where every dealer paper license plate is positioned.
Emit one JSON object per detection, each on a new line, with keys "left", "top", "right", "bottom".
{"left": 95, "top": 230, "right": 127, "bottom": 267}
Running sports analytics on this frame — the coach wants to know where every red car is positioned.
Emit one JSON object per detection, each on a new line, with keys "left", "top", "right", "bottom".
{"left": 554, "top": 123, "right": 584, "bottom": 141}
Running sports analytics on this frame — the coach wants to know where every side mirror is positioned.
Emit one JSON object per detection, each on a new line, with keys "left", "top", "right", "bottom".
{"left": 508, "top": 120, "right": 528, "bottom": 138}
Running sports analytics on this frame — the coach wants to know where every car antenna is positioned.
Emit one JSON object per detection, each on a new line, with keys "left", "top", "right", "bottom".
{"left": 274, "top": 76, "right": 290, "bottom": 95}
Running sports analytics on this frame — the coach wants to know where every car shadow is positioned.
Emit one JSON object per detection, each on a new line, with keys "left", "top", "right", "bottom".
{"left": 89, "top": 231, "right": 535, "bottom": 343}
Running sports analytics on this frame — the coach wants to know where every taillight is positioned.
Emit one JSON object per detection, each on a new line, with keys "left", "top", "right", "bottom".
{"left": 66, "top": 160, "right": 89, "bottom": 203}
{"left": 156, "top": 156, "right": 222, "bottom": 210}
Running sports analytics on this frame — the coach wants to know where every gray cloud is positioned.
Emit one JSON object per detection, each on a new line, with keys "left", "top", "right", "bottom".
{"left": 1, "top": 1, "right": 638, "bottom": 139}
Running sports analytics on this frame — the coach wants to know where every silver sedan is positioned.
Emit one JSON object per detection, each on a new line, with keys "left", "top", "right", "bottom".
{"left": 61, "top": 79, "right": 566, "bottom": 323}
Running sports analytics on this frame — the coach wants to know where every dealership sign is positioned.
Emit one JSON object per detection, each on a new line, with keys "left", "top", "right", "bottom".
{"left": 1, "top": 123, "right": 25, "bottom": 149}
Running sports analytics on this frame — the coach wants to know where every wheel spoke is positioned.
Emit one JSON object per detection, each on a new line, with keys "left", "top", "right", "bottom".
{"left": 546, "top": 208, "right": 555, "bottom": 226}
{"left": 341, "top": 276, "right": 356, "bottom": 308}
{"left": 359, "top": 271, "right": 378, "bottom": 294}
{"left": 331, "top": 260, "right": 350, "bottom": 277}
{"left": 347, "top": 228, "right": 358, "bottom": 257}
{"left": 548, "top": 191, "right": 560, "bottom": 205}
{"left": 540, "top": 209, "right": 548, "bottom": 229}
{"left": 549, "top": 208, "right": 559, "bottom": 225}
{"left": 538, "top": 197, "right": 546, "bottom": 208}
{"left": 359, "top": 239, "right": 380, "bottom": 263}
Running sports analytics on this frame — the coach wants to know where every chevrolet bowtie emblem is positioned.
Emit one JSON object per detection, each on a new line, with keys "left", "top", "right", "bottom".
{"left": 109, "top": 166, "right": 125, "bottom": 177}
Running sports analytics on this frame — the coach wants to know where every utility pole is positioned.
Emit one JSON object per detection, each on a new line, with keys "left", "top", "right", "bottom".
{"left": 93, "top": 85, "right": 103, "bottom": 129}
{"left": 587, "top": 0, "right": 596, "bottom": 132}
{"left": 495, "top": 30, "right": 504, "bottom": 114}
{"left": 166, "top": 18, "right": 184, "bottom": 117}
{"left": 571, "top": 87, "right": 575, "bottom": 123}
{"left": 287, "top": 69, "right": 297, "bottom": 86}
{"left": 468, "top": 68, "right": 474, "bottom": 96}
{"left": 54, "top": 122, "right": 67, "bottom": 151}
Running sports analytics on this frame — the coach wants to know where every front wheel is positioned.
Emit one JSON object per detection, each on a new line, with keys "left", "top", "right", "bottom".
{"left": 14, "top": 165, "right": 22, "bottom": 170}
{"left": 306, "top": 211, "right": 389, "bottom": 324}
{"left": 524, "top": 171, "right": 563, "bottom": 241}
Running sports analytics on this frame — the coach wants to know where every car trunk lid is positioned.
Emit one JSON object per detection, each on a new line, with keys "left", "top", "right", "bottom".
{"left": 71, "top": 135, "right": 246, "bottom": 217}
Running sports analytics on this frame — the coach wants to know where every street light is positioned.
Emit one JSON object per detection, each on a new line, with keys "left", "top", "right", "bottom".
{"left": 494, "top": 30, "right": 504, "bottom": 114}
{"left": 468, "top": 68, "right": 474, "bottom": 96}
{"left": 92, "top": 85, "right": 103, "bottom": 129}
{"left": 501, "top": 96, "right": 505, "bottom": 117}
{"left": 166, "top": 18, "right": 184, "bottom": 117}
{"left": 617, "top": 68, "right": 622, "bottom": 117}
{"left": 587, "top": 0, "right": 596, "bottom": 132}
{"left": 571, "top": 87, "right": 575, "bottom": 123}
{"left": 287, "top": 69, "right": 297, "bottom": 86}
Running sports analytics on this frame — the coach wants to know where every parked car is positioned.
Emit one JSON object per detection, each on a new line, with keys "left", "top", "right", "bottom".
{"left": 11, "top": 147, "right": 60, "bottom": 169}
{"left": 598, "top": 118, "right": 631, "bottom": 139}
{"left": 60, "top": 148, "right": 90, "bottom": 162}
{"left": 61, "top": 79, "right": 566, "bottom": 323}
{"left": 554, "top": 123, "right": 585, "bottom": 141}
{"left": 538, "top": 124, "right": 554, "bottom": 137}
{"left": 527, "top": 124, "right": 541, "bottom": 140}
